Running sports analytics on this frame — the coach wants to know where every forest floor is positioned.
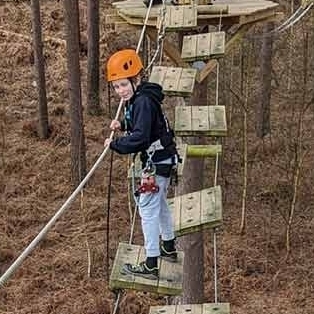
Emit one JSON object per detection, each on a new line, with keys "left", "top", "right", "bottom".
{"left": 1, "top": 1, "right": 314, "bottom": 314}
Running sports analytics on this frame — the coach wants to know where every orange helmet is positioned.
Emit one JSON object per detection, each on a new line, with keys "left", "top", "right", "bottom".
{"left": 106, "top": 49, "right": 143, "bottom": 82}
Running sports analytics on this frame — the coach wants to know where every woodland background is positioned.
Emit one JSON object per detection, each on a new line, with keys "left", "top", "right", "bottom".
{"left": 1, "top": 0, "right": 314, "bottom": 313}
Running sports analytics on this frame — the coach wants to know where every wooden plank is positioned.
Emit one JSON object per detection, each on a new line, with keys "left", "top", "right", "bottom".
{"left": 169, "top": 187, "right": 222, "bottom": 236}
{"left": 177, "top": 68, "right": 197, "bottom": 95}
{"left": 192, "top": 106, "right": 210, "bottom": 132}
{"left": 176, "top": 143, "right": 187, "bottom": 176}
{"left": 183, "top": 5, "right": 198, "bottom": 28}
{"left": 110, "top": 243, "right": 183, "bottom": 295}
{"left": 105, "top": 14, "right": 125, "bottom": 24}
{"left": 112, "top": 0, "right": 278, "bottom": 25}
{"left": 197, "top": 33, "right": 212, "bottom": 59}
{"left": 208, "top": 105, "right": 227, "bottom": 135}
{"left": 158, "top": 251, "right": 184, "bottom": 295}
{"left": 181, "top": 34, "right": 198, "bottom": 61}
{"left": 149, "top": 67, "right": 196, "bottom": 96}
{"left": 164, "top": 5, "right": 197, "bottom": 31}
{"left": 114, "top": 21, "right": 138, "bottom": 33}
{"left": 203, "top": 303, "right": 230, "bottom": 314}
{"left": 175, "top": 106, "right": 192, "bottom": 133}
{"left": 181, "top": 32, "right": 225, "bottom": 61}
{"left": 239, "top": 7, "right": 277, "bottom": 25}
{"left": 149, "top": 66, "right": 167, "bottom": 86}
{"left": 175, "top": 106, "right": 227, "bottom": 137}
{"left": 150, "top": 302, "right": 230, "bottom": 314}
{"left": 109, "top": 242, "right": 140, "bottom": 290}
{"left": 180, "top": 191, "right": 201, "bottom": 233}
{"left": 176, "top": 304, "right": 202, "bottom": 314}
{"left": 210, "top": 31, "right": 225, "bottom": 55}
{"left": 200, "top": 186, "right": 222, "bottom": 229}
{"left": 163, "top": 67, "right": 182, "bottom": 93}
{"left": 166, "top": 6, "right": 184, "bottom": 29}
{"left": 168, "top": 193, "right": 181, "bottom": 233}
{"left": 149, "top": 305, "right": 177, "bottom": 314}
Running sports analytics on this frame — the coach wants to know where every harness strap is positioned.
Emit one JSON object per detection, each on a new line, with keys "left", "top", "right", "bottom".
{"left": 146, "top": 139, "right": 164, "bottom": 155}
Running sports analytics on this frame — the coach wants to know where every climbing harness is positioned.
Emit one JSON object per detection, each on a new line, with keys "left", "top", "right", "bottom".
{"left": 135, "top": 162, "right": 159, "bottom": 196}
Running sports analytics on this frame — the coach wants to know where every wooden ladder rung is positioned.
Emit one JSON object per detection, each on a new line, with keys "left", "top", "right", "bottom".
{"left": 168, "top": 186, "right": 223, "bottom": 237}
{"left": 150, "top": 303, "right": 230, "bottom": 314}
{"left": 157, "top": 5, "right": 198, "bottom": 31}
{"left": 149, "top": 66, "right": 197, "bottom": 96}
{"left": 181, "top": 31, "right": 226, "bottom": 62}
{"left": 175, "top": 105, "right": 227, "bottom": 137}
{"left": 186, "top": 144, "right": 222, "bottom": 157}
{"left": 109, "top": 242, "right": 184, "bottom": 295}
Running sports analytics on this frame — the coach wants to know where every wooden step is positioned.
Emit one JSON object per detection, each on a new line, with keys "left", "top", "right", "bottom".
{"left": 149, "top": 66, "right": 197, "bottom": 96}
{"left": 157, "top": 5, "right": 197, "bottom": 31}
{"left": 175, "top": 105, "right": 227, "bottom": 137}
{"left": 168, "top": 186, "right": 223, "bottom": 237}
{"left": 150, "top": 303, "right": 230, "bottom": 314}
{"left": 109, "top": 242, "right": 184, "bottom": 295}
{"left": 181, "top": 31, "right": 226, "bottom": 62}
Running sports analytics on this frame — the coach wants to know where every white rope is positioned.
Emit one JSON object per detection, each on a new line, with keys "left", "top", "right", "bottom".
{"left": 213, "top": 229, "right": 218, "bottom": 303}
{"left": 0, "top": 0, "right": 157, "bottom": 288}
{"left": 0, "top": 143, "right": 112, "bottom": 287}
{"left": 211, "top": 9, "right": 224, "bottom": 303}
{"left": 248, "top": 4, "right": 313, "bottom": 39}
{"left": 144, "top": 0, "right": 166, "bottom": 72}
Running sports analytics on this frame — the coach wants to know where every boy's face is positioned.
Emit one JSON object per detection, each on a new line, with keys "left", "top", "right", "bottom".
{"left": 112, "top": 78, "right": 134, "bottom": 101}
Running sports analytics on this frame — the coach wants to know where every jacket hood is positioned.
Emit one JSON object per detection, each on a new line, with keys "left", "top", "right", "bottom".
{"left": 134, "top": 81, "right": 164, "bottom": 104}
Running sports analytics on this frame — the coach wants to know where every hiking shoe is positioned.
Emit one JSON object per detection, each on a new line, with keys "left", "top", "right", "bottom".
{"left": 121, "top": 261, "right": 158, "bottom": 280}
{"left": 160, "top": 245, "right": 178, "bottom": 263}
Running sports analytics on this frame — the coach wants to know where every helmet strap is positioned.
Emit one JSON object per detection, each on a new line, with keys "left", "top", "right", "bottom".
{"left": 128, "top": 78, "right": 137, "bottom": 94}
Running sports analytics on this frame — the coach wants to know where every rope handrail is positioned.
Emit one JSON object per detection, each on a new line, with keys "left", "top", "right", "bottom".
{"left": 248, "top": 3, "right": 313, "bottom": 40}
{"left": 0, "top": 0, "right": 157, "bottom": 288}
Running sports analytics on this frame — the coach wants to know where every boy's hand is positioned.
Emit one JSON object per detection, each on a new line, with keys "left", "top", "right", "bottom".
{"left": 110, "top": 120, "right": 121, "bottom": 131}
{"left": 104, "top": 138, "right": 112, "bottom": 147}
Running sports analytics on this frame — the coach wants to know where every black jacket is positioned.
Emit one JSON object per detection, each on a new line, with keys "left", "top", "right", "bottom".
{"left": 109, "top": 81, "right": 177, "bottom": 166}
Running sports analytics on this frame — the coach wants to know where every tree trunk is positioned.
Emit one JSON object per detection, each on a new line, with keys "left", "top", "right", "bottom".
{"left": 177, "top": 29, "right": 207, "bottom": 301}
{"left": 86, "top": 0, "right": 101, "bottom": 115}
{"left": 31, "top": 0, "right": 49, "bottom": 139}
{"left": 256, "top": 22, "right": 273, "bottom": 138}
{"left": 177, "top": 79, "right": 206, "bottom": 303}
{"left": 64, "top": 0, "right": 87, "bottom": 185}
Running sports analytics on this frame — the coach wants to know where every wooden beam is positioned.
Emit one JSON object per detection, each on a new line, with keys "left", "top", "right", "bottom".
{"left": 146, "top": 27, "right": 190, "bottom": 68}
{"left": 239, "top": 8, "right": 277, "bottom": 25}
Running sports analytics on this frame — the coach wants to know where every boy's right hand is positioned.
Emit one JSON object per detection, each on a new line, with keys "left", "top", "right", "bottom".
{"left": 110, "top": 119, "right": 121, "bottom": 131}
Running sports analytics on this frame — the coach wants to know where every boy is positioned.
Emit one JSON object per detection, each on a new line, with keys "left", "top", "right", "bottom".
{"left": 104, "top": 49, "right": 178, "bottom": 280}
